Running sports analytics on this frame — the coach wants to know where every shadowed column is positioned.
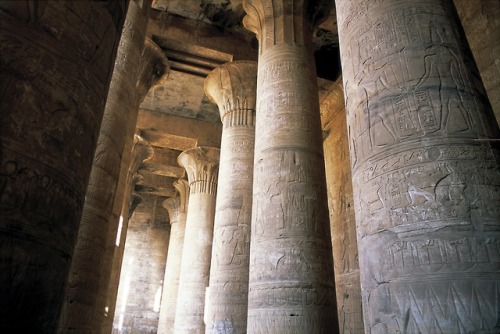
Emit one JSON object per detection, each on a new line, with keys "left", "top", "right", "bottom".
{"left": 107, "top": 134, "right": 154, "bottom": 331}
{"left": 158, "top": 179, "right": 190, "bottom": 334}
{"left": 242, "top": 0, "right": 339, "bottom": 332}
{"left": 0, "top": 1, "right": 127, "bottom": 332}
{"left": 97, "top": 37, "right": 170, "bottom": 332}
{"left": 174, "top": 147, "right": 220, "bottom": 334}
{"left": 320, "top": 78, "right": 364, "bottom": 334}
{"left": 335, "top": 0, "right": 500, "bottom": 332}
{"left": 57, "top": 2, "right": 163, "bottom": 331}
{"left": 453, "top": 0, "right": 500, "bottom": 123}
{"left": 204, "top": 61, "right": 257, "bottom": 334}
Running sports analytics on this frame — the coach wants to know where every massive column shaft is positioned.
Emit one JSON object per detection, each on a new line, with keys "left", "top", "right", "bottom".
{"left": 242, "top": 1, "right": 338, "bottom": 332}
{"left": 320, "top": 78, "right": 364, "bottom": 334}
{"left": 204, "top": 61, "right": 257, "bottom": 333}
{"left": 58, "top": 2, "right": 159, "bottom": 331}
{"left": 336, "top": 0, "right": 500, "bottom": 332}
{"left": 174, "top": 147, "right": 220, "bottom": 334}
{"left": 158, "top": 179, "right": 190, "bottom": 334}
{"left": 0, "top": 1, "right": 127, "bottom": 332}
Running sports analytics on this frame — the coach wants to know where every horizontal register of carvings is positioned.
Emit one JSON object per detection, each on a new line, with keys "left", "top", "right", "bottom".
{"left": 242, "top": 1, "right": 339, "bottom": 333}
{"left": 204, "top": 60, "right": 257, "bottom": 333}
{"left": 336, "top": 0, "right": 500, "bottom": 332}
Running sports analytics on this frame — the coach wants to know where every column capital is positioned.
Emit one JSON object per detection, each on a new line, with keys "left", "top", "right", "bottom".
{"left": 177, "top": 147, "right": 220, "bottom": 195}
{"left": 173, "top": 178, "right": 190, "bottom": 211}
{"left": 136, "top": 37, "right": 170, "bottom": 103}
{"left": 129, "top": 134, "right": 153, "bottom": 177}
{"left": 320, "top": 77, "right": 344, "bottom": 134}
{"left": 204, "top": 61, "right": 258, "bottom": 127}
{"left": 162, "top": 197, "right": 181, "bottom": 223}
{"left": 162, "top": 178, "right": 190, "bottom": 223}
{"left": 242, "top": 0, "right": 332, "bottom": 48}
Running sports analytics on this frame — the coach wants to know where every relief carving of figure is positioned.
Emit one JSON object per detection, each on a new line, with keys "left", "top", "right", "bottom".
{"left": 416, "top": 24, "right": 475, "bottom": 134}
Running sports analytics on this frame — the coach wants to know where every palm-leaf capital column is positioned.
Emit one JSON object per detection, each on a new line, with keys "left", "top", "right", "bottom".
{"left": 242, "top": 1, "right": 339, "bottom": 332}
{"left": 204, "top": 60, "right": 257, "bottom": 333}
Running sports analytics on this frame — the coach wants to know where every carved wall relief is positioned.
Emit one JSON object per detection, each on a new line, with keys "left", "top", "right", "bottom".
{"left": 336, "top": 0, "right": 500, "bottom": 332}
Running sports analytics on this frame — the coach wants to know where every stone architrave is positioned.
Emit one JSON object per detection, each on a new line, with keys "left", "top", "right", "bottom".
{"left": 320, "top": 78, "right": 364, "bottom": 334}
{"left": 158, "top": 179, "right": 190, "bottom": 334}
{"left": 242, "top": 1, "right": 339, "bottom": 332}
{"left": 101, "top": 134, "right": 154, "bottom": 332}
{"left": 58, "top": 2, "right": 159, "bottom": 331}
{"left": 336, "top": 0, "right": 500, "bottom": 332}
{"left": 204, "top": 61, "right": 257, "bottom": 333}
{"left": 174, "top": 147, "right": 220, "bottom": 334}
{"left": 0, "top": 2, "right": 127, "bottom": 332}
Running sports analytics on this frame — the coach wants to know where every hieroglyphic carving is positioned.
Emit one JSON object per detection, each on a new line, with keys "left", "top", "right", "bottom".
{"left": 204, "top": 61, "right": 257, "bottom": 334}
{"left": 341, "top": 1, "right": 497, "bottom": 169}
{"left": 336, "top": 0, "right": 500, "bottom": 331}
{"left": 243, "top": 2, "right": 338, "bottom": 332}
{"left": 356, "top": 143, "right": 500, "bottom": 236}
{"left": 253, "top": 150, "right": 331, "bottom": 239}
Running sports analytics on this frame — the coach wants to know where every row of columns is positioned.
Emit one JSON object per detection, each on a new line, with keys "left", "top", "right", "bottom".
{"left": 158, "top": 1, "right": 499, "bottom": 334}
{"left": 1, "top": 0, "right": 499, "bottom": 333}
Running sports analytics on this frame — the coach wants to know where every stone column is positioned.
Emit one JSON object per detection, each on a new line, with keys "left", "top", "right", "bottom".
{"left": 0, "top": 1, "right": 127, "bottom": 332}
{"left": 336, "top": 0, "right": 500, "bottom": 332}
{"left": 158, "top": 179, "right": 190, "bottom": 334}
{"left": 204, "top": 61, "right": 257, "bottom": 333}
{"left": 112, "top": 195, "right": 171, "bottom": 333}
{"left": 174, "top": 147, "right": 220, "bottom": 334}
{"left": 320, "top": 78, "right": 364, "bottom": 334}
{"left": 97, "top": 38, "right": 169, "bottom": 332}
{"left": 58, "top": 2, "right": 158, "bottom": 331}
{"left": 103, "top": 134, "right": 154, "bottom": 332}
{"left": 242, "top": 1, "right": 339, "bottom": 333}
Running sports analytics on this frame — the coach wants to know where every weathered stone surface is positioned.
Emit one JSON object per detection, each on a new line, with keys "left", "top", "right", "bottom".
{"left": 174, "top": 147, "right": 220, "bottom": 334}
{"left": 242, "top": 1, "right": 339, "bottom": 333}
{"left": 320, "top": 78, "right": 364, "bottom": 334}
{"left": 453, "top": 0, "right": 500, "bottom": 124}
{"left": 204, "top": 60, "right": 257, "bottom": 334}
{"left": 58, "top": 2, "right": 154, "bottom": 331}
{"left": 336, "top": 0, "right": 500, "bottom": 332}
{"left": 113, "top": 195, "right": 170, "bottom": 333}
{"left": 158, "top": 179, "right": 190, "bottom": 334}
{"left": 0, "top": 1, "right": 127, "bottom": 332}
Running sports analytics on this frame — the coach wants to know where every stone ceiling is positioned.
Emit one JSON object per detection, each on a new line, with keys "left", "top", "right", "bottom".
{"left": 135, "top": 0, "right": 340, "bottom": 219}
